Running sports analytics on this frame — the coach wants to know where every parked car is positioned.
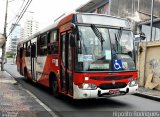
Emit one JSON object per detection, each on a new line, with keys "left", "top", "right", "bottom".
{"left": 0, "top": 57, "right": 7, "bottom": 64}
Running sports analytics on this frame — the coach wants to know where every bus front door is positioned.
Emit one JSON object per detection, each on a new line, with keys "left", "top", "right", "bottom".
{"left": 31, "top": 43, "right": 37, "bottom": 81}
{"left": 60, "top": 32, "right": 73, "bottom": 95}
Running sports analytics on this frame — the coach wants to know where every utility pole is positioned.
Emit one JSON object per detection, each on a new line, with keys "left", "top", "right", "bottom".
{"left": 150, "top": 0, "right": 154, "bottom": 41}
{"left": 1, "top": 0, "right": 8, "bottom": 71}
{"left": 138, "top": 0, "right": 140, "bottom": 11}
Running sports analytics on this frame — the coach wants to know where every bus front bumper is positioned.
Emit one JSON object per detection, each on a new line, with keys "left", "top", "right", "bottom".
{"left": 73, "top": 84, "right": 138, "bottom": 99}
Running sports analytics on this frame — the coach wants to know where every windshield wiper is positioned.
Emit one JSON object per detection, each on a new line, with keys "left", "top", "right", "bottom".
{"left": 117, "top": 28, "right": 122, "bottom": 40}
{"left": 91, "top": 24, "right": 105, "bottom": 50}
{"left": 114, "top": 28, "right": 123, "bottom": 53}
{"left": 114, "top": 34, "right": 119, "bottom": 52}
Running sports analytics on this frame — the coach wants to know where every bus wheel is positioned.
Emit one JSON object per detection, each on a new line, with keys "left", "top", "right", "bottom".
{"left": 24, "top": 70, "right": 29, "bottom": 82}
{"left": 51, "top": 80, "right": 59, "bottom": 97}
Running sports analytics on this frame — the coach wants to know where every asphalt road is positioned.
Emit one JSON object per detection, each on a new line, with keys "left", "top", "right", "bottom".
{"left": 4, "top": 64, "right": 160, "bottom": 117}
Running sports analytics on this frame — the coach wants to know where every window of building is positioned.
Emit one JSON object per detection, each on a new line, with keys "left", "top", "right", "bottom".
{"left": 97, "top": 5, "right": 106, "bottom": 14}
{"left": 141, "top": 25, "right": 160, "bottom": 42}
{"left": 97, "top": 4, "right": 109, "bottom": 14}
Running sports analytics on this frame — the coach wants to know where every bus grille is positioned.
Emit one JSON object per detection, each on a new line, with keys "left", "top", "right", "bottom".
{"left": 99, "top": 82, "right": 127, "bottom": 90}
{"left": 90, "top": 75, "right": 132, "bottom": 81}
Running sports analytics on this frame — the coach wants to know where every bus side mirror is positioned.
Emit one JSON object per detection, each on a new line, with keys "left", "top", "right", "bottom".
{"left": 70, "top": 34, "right": 75, "bottom": 47}
{"left": 135, "top": 32, "right": 146, "bottom": 41}
{"left": 134, "top": 32, "right": 146, "bottom": 43}
{"left": 139, "top": 32, "right": 146, "bottom": 40}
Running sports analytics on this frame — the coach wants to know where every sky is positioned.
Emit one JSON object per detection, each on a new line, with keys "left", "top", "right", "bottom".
{"left": 0, "top": 0, "right": 90, "bottom": 51}
{"left": 0, "top": 0, "right": 90, "bottom": 33}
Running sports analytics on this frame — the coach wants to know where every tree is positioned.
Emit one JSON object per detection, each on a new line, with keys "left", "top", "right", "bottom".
{"left": 6, "top": 51, "right": 16, "bottom": 58}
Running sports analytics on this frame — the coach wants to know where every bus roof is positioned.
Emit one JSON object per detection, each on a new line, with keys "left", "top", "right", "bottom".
{"left": 76, "top": 13, "right": 130, "bottom": 28}
{"left": 18, "top": 12, "right": 130, "bottom": 44}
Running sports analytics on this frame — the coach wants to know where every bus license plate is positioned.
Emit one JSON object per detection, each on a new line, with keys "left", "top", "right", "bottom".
{"left": 109, "top": 89, "right": 120, "bottom": 94}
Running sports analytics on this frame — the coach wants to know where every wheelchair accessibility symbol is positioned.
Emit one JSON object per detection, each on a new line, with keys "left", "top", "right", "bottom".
{"left": 113, "top": 59, "right": 122, "bottom": 70}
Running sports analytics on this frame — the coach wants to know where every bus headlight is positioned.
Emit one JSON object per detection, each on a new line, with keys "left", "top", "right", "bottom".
{"left": 129, "top": 79, "right": 137, "bottom": 87}
{"left": 82, "top": 83, "right": 97, "bottom": 90}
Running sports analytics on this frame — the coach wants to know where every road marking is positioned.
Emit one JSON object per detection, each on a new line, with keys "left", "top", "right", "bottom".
{"left": 25, "top": 89, "right": 59, "bottom": 117}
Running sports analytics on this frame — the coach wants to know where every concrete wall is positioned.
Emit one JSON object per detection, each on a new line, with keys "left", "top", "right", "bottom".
{"left": 138, "top": 41, "right": 160, "bottom": 90}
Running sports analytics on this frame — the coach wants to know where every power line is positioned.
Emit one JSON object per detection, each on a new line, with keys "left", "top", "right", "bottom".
{"left": 8, "top": 0, "right": 30, "bottom": 35}
{"left": 7, "top": 0, "right": 32, "bottom": 37}
{"left": 7, "top": 0, "right": 25, "bottom": 25}
{"left": 15, "top": 0, "right": 32, "bottom": 25}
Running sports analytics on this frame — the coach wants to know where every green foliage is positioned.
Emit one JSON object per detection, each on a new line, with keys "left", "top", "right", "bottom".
{"left": 6, "top": 51, "right": 16, "bottom": 58}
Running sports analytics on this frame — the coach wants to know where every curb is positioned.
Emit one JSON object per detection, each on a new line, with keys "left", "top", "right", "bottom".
{"left": 4, "top": 68, "right": 59, "bottom": 117}
{"left": 134, "top": 92, "right": 160, "bottom": 102}
{"left": 1, "top": 70, "right": 19, "bottom": 85}
{"left": 3, "top": 68, "right": 19, "bottom": 83}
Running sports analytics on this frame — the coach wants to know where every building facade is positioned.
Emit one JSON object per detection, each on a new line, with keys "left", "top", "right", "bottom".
{"left": 9, "top": 24, "right": 21, "bottom": 52}
{"left": 138, "top": 18, "right": 160, "bottom": 41}
{"left": 76, "top": 0, "right": 160, "bottom": 41}
{"left": 76, "top": 0, "right": 109, "bottom": 14}
{"left": 23, "top": 17, "right": 39, "bottom": 39}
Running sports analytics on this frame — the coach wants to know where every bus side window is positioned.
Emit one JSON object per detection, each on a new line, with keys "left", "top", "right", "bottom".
{"left": 26, "top": 42, "right": 31, "bottom": 57}
{"left": 20, "top": 47, "right": 23, "bottom": 58}
{"left": 38, "top": 34, "right": 48, "bottom": 56}
{"left": 47, "top": 30, "right": 58, "bottom": 55}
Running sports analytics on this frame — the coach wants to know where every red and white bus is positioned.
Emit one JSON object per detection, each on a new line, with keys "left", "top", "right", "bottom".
{"left": 16, "top": 13, "right": 138, "bottom": 99}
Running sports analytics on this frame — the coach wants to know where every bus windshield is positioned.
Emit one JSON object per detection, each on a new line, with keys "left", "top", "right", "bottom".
{"left": 75, "top": 25, "right": 136, "bottom": 72}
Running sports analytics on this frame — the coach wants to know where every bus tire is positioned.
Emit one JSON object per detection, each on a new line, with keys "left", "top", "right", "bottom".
{"left": 51, "top": 79, "right": 59, "bottom": 97}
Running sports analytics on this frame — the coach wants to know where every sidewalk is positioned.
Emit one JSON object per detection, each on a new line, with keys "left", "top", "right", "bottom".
{"left": 135, "top": 86, "right": 160, "bottom": 101}
{"left": 0, "top": 70, "right": 52, "bottom": 117}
